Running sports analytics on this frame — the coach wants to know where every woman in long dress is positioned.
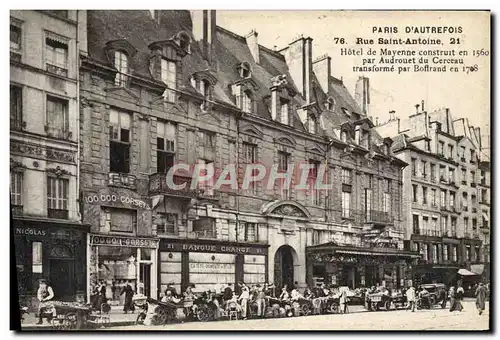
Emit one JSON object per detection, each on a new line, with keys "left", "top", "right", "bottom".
{"left": 475, "top": 283, "right": 487, "bottom": 315}
{"left": 121, "top": 283, "right": 135, "bottom": 313}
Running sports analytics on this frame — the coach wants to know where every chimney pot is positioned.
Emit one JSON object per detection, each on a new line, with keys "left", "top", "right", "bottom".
{"left": 421, "top": 100, "right": 425, "bottom": 112}
{"left": 415, "top": 104, "right": 420, "bottom": 113}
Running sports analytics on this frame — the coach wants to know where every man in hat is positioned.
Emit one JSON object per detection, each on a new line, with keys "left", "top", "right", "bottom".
{"left": 36, "top": 279, "right": 55, "bottom": 325}
{"left": 238, "top": 282, "right": 250, "bottom": 320}
{"left": 475, "top": 282, "right": 487, "bottom": 315}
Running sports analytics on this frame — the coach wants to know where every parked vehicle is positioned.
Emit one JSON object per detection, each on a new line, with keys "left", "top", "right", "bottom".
{"left": 390, "top": 290, "right": 408, "bottom": 310}
{"left": 366, "top": 292, "right": 392, "bottom": 311}
{"left": 418, "top": 284, "right": 448, "bottom": 308}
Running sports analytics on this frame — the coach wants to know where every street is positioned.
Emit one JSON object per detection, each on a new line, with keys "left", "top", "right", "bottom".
{"left": 106, "top": 300, "right": 489, "bottom": 331}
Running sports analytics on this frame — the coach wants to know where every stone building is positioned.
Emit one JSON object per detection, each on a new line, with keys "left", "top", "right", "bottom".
{"left": 10, "top": 10, "right": 88, "bottom": 307}
{"left": 376, "top": 103, "right": 490, "bottom": 285}
{"left": 79, "top": 10, "right": 416, "bottom": 302}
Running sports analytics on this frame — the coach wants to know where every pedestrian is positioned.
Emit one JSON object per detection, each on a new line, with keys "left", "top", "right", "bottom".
{"left": 405, "top": 285, "right": 416, "bottom": 312}
{"left": 99, "top": 280, "right": 108, "bottom": 304}
{"left": 456, "top": 283, "right": 464, "bottom": 311}
{"left": 339, "top": 287, "right": 349, "bottom": 314}
{"left": 448, "top": 286, "right": 462, "bottom": 312}
{"left": 120, "top": 282, "right": 135, "bottom": 314}
{"left": 475, "top": 282, "right": 487, "bottom": 315}
{"left": 238, "top": 282, "right": 250, "bottom": 320}
{"left": 255, "top": 285, "right": 266, "bottom": 318}
{"left": 36, "top": 279, "right": 55, "bottom": 325}
{"left": 111, "top": 280, "right": 117, "bottom": 302}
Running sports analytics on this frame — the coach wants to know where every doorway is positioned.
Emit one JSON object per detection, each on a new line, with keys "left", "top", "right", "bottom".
{"left": 139, "top": 263, "right": 151, "bottom": 297}
{"left": 274, "top": 245, "right": 296, "bottom": 290}
{"left": 49, "top": 259, "right": 75, "bottom": 301}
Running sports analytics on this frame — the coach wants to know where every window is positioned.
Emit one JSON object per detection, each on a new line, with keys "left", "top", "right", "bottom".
{"left": 197, "top": 159, "right": 215, "bottom": 195}
{"left": 241, "top": 90, "right": 253, "bottom": 113}
{"left": 161, "top": 59, "right": 177, "bottom": 102}
{"left": 280, "top": 99, "right": 289, "bottom": 125}
{"left": 102, "top": 207, "right": 137, "bottom": 233}
{"left": 441, "top": 217, "right": 447, "bottom": 236}
{"left": 47, "top": 176, "right": 69, "bottom": 219}
{"left": 342, "top": 191, "right": 351, "bottom": 218}
{"left": 278, "top": 151, "right": 289, "bottom": 172}
{"left": 422, "top": 244, "right": 428, "bottom": 261}
{"left": 10, "top": 85, "right": 22, "bottom": 130}
{"left": 46, "top": 96, "right": 69, "bottom": 139}
{"left": 460, "top": 146, "right": 466, "bottom": 158}
{"left": 422, "top": 216, "right": 429, "bottom": 233}
{"left": 193, "top": 217, "right": 216, "bottom": 238}
{"left": 466, "top": 246, "right": 471, "bottom": 261}
{"left": 200, "top": 79, "right": 211, "bottom": 99}
{"left": 443, "top": 245, "right": 449, "bottom": 261}
{"left": 32, "top": 241, "right": 42, "bottom": 273}
{"left": 421, "top": 160, "right": 427, "bottom": 178}
{"left": 10, "top": 171, "right": 23, "bottom": 207}
{"left": 438, "top": 141, "right": 444, "bottom": 156}
{"left": 109, "top": 109, "right": 131, "bottom": 173}
{"left": 244, "top": 222, "right": 258, "bottom": 242}
{"left": 309, "top": 160, "right": 321, "bottom": 205}
{"left": 475, "top": 246, "right": 480, "bottom": 262}
{"left": 462, "top": 192, "right": 468, "bottom": 209}
{"left": 449, "top": 192, "right": 455, "bottom": 208}
{"left": 327, "top": 97, "right": 335, "bottom": 111}
{"left": 412, "top": 214, "right": 419, "bottom": 234}
{"left": 114, "top": 51, "right": 128, "bottom": 87}
{"left": 430, "top": 163, "right": 436, "bottom": 182}
{"left": 312, "top": 230, "right": 320, "bottom": 245}
{"left": 411, "top": 158, "right": 417, "bottom": 176}
{"left": 340, "top": 130, "right": 347, "bottom": 142}
{"left": 433, "top": 244, "right": 438, "bottom": 263}
{"left": 432, "top": 218, "right": 438, "bottom": 235}
{"left": 431, "top": 189, "right": 437, "bottom": 206}
{"left": 452, "top": 245, "right": 457, "bottom": 261}
{"left": 239, "top": 62, "right": 251, "bottom": 78}
{"left": 156, "top": 213, "right": 177, "bottom": 235}
{"left": 451, "top": 217, "right": 457, "bottom": 236}
{"left": 45, "top": 36, "right": 68, "bottom": 76}
{"left": 365, "top": 188, "right": 372, "bottom": 220}
{"left": 448, "top": 145, "right": 454, "bottom": 158}
{"left": 308, "top": 115, "right": 317, "bottom": 134}
{"left": 157, "top": 121, "right": 176, "bottom": 174}
{"left": 470, "top": 171, "right": 475, "bottom": 184}
{"left": 422, "top": 187, "right": 428, "bottom": 205}
{"left": 439, "top": 165, "right": 446, "bottom": 182}
{"left": 178, "top": 33, "right": 191, "bottom": 52}
{"left": 243, "top": 143, "right": 257, "bottom": 194}
{"left": 464, "top": 217, "right": 469, "bottom": 235}
{"left": 440, "top": 190, "right": 446, "bottom": 207}
{"left": 472, "top": 218, "right": 477, "bottom": 230}
{"left": 449, "top": 168, "right": 455, "bottom": 183}
{"left": 342, "top": 168, "right": 352, "bottom": 185}
{"left": 382, "top": 192, "right": 391, "bottom": 213}
{"left": 412, "top": 185, "right": 417, "bottom": 203}
{"left": 10, "top": 24, "right": 21, "bottom": 50}
{"left": 470, "top": 149, "right": 476, "bottom": 163}
{"left": 413, "top": 242, "right": 420, "bottom": 253}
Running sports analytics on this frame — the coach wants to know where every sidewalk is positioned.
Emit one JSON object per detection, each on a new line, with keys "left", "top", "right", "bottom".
{"left": 20, "top": 305, "right": 137, "bottom": 331}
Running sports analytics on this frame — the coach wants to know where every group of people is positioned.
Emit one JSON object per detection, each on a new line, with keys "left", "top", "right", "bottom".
{"left": 90, "top": 280, "right": 135, "bottom": 314}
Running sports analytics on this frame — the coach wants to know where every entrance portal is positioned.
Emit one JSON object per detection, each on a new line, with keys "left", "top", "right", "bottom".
{"left": 274, "top": 245, "right": 297, "bottom": 290}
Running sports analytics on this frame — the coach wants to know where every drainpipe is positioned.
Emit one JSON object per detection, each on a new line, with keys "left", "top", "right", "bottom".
{"left": 235, "top": 111, "right": 242, "bottom": 242}
{"left": 325, "top": 138, "right": 334, "bottom": 221}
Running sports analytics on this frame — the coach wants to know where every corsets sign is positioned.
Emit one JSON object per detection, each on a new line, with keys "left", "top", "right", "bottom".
{"left": 90, "top": 234, "right": 159, "bottom": 249}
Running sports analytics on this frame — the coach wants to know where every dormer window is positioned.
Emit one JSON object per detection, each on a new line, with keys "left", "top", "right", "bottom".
{"left": 241, "top": 90, "right": 253, "bottom": 113}
{"left": 191, "top": 71, "right": 218, "bottom": 112}
{"left": 326, "top": 97, "right": 335, "bottom": 111}
{"left": 280, "top": 99, "right": 289, "bottom": 125}
{"left": 114, "top": 51, "right": 128, "bottom": 87}
{"left": 200, "top": 79, "right": 210, "bottom": 99}
{"left": 340, "top": 130, "right": 347, "bottom": 142}
{"left": 161, "top": 58, "right": 177, "bottom": 102}
{"left": 176, "top": 32, "right": 191, "bottom": 54}
{"left": 307, "top": 115, "right": 317, "bottom": 134}
{"left": 238, "top": 62, "right": 252, "bottom": 78}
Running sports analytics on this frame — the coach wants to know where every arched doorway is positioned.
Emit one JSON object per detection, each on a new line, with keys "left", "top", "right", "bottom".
{"left": 48, "top": 244, "right": 75, "bottom": 301}
{"left": 274, "top": 245, "right": 297, "bottom": 290}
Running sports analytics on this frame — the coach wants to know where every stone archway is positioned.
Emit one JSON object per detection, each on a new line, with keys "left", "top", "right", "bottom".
{"left": 274, "top": 245, "right": 299, "bottom": 290}
{"left": 261, "top": 200, "right": 311, "bottom": 219}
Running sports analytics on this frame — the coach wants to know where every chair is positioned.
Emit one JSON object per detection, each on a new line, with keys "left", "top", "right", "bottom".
{"left": 227, "top": 301, "right": 238, "bottom": 320}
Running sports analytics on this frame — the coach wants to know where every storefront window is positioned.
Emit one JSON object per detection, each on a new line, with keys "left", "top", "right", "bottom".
{"left": 32, "top": 241, "right": 42, "bottom": 273}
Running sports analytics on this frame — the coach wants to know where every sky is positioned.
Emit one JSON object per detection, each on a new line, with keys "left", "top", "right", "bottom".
{"left": 216, "top": 10, "right": 491, "bottom": 145}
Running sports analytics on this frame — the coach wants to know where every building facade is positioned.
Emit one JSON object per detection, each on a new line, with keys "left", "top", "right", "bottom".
{"left": 10, "top": 10, "right": 88, "bottom": 307}
{"left": 78, "top": 10, "right": 417, "bottom": 303}
{"left": 376, "top": 104, "right": 490, "bottom": 285}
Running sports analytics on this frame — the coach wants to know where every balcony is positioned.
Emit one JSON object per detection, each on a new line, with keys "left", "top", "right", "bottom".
{"left": 149, "top": 173, "right": 197, "bottom": 198}
{"left": 439, "top": 176, "right": 447, "bottom": 184}
{"left": 48, "top": 208, "right": 69, "bottom": 219}
{"left": 430, "top": 177, "right": 437, "bottom": 183}
{"left": 46, "top": 63, "right": 68, "bottom": 77}
{"left": 11, "top": 205, "right": 23, "bottom": 216}
{"left": 109, "top": 172, "right": 137, "bottom": 190}
{"left": 420, "top": 230, "right": 442, "bottom": 237}
{"left": 444, "top": 230, "right": 457, "bottom": 238}
{"left": 422, "top": 173, "right": 428, "bottom": 180}
{"left": 189, "top": 229, "right": 216, "bottom": 239}
{"left": 364, "top": 210, "right": 394, "bottom": 225}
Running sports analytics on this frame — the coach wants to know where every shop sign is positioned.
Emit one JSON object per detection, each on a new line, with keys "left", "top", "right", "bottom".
{"left": 15, "top": 227, "right": 48, "bottom": 237}
{"left": 90, "top": 234, "right": 159, "bottom": 249}
{"left": 161, "top": 241, "right": 267, "bottom": 255}
{"left": 189, "top": 262, "right": 233, "bottom": 270}
{"left": 83, "top": 189, "right": 152, "bottom": 210}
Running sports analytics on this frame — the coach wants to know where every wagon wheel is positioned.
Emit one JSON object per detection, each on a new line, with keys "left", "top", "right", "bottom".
{"left": 136, "top": 312, "right": 146, "bottom": 325}
{"left": 63, "top": 313, "right": 78, "bottom": 330}
{"left": 301, "top": 304, "right": 311, "bottom": 316}
{"left": 329, "top": 303, "right": 339, "bottom": 314}
{"left": 197, "top": 307, "right": 210, "bottom": 322}
{"left": 371, "top": 302, "right": 379, "bottom": 312}
{"left": 156, "top": 308, "right": 168, "bottom": 325}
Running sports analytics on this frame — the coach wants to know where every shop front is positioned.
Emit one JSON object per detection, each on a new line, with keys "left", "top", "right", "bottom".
{"left": 88, "top": 234, "right": 159, "bottom": 303}
{"left": 306, "top": 242, "right": 420, "bottom": 289}
{"left": 13, "top": 219, "right": 88, "bottom": 309}
{"left": 158, "top": 239, "right": 269, "bottom": 295}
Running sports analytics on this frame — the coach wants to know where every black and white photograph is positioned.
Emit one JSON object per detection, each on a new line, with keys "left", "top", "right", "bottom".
{"left": 9, "top": 8, "right": 491, "bottom": 332}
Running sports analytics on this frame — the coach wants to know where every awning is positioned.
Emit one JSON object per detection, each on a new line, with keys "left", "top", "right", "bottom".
{"left": 471, "top": 264, "right": 485, "bottom": 275}
{"left": 458, "top": 268, "right": 478, "bottom": 276}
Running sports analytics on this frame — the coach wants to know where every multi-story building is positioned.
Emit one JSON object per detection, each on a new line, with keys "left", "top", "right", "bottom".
{"left": 376, "top": 103, "right": 489, "bottom": 285}
{"left": 79, "top": 10, "right": 417, "bottom": 303}
{"left": 10, "top": 10, "right": 88, "bottom": 307}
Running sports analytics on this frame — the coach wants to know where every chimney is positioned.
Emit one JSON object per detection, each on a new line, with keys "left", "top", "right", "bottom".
{"left": 354, "top": 76, "right": 370, "bottom": 115}
{"left": 245, "top": 30, "right": 260, "bottom": 64}
{"left": 421, "top": 100, "right": 425, "bottom": 112}
{"left": 415, "top": 104, "right": 420, "bottom": 113}
{"left": 312, "top": 54, "right": 331, "bottom": 93}
{"left": 375, "top": 117, "right": 379, "bottom": 126}
{"left": 283, "top": 35, "right": 313, "bottom": 104}
{"left": 191, "top": 10, "right": 216, "bottom": 64}
{"left": 389, "top": 110, "right": 396, "bottom": 120}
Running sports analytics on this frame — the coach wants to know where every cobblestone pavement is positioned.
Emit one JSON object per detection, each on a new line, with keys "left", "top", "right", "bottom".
{"left": 106, "top": 300, "right": 490, "bottom": 331}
